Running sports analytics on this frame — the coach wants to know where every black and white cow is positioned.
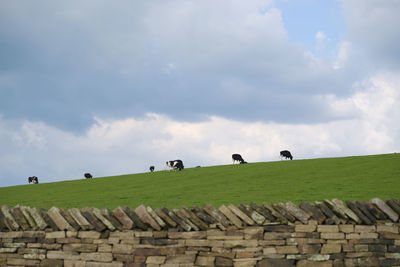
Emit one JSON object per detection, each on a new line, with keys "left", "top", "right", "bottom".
{"left": 232, "top": 154, "right": 245, "bottom": 164}
{"left": 280, "top": 150, "right": 293, "bottom": 160}
{"left": 166, "top": 160, "right": 184, "bottom": 171}
{"left": 149, "top": 166, "right": 155, "bottom": 172}
{"left": 28, "top": 176, "right": 39, "bottom": 184}
{"left": 84, "top": 173, "right": 93, "bottom": 179}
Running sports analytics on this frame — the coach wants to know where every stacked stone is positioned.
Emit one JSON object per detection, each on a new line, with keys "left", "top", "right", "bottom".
{"left": 1, "top": 222, "right": 400, "bottom": 266}
{"left": 1, "top": 199, "right": 400, "bottom": 233}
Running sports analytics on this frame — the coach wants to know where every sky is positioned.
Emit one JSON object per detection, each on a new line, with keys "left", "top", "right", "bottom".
{"left": 1, "top": 0, "right": 400, "bottom": 187}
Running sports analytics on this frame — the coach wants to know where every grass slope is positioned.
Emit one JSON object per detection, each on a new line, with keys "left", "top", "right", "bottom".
{"left": 0, "top": 154, "right": 399, "bottom": 210}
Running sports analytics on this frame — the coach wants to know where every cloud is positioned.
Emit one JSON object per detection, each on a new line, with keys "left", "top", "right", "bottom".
{"left": 1, "top": 72, "right": 399, "bottom": 187}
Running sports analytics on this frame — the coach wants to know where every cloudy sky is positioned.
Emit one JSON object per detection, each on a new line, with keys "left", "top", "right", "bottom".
{"left": 1, "top": 0, "right": 399, "bottom": 187}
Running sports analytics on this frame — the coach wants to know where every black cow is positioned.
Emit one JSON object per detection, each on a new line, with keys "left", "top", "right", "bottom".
{"left": 280, "top": 150, "right": 293, "bottom": 160}
{"left": 166, "top": 160, "right": 184, "bottom": 171}
{"left": 232, "top": 154, "right": 245, "bottom": 164}
{"left": 28, "top": 176, "right": 39, "bottom": 184}
{"left": 84, "top": 173, "right": 93, "bottom": 179}
{"left": 149, "top": 166, "right": 155, "bottom": 172}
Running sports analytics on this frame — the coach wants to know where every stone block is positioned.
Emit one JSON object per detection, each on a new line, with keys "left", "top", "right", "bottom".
{"left": 146, "top": 256, "right": 166, "bottom": 264}
{"left": 135, "top": 205, "right": 161, "bottom": 230}
{"left": 86, "top": 262, "right": 124, "bottom": 267}
{"left": 64, "top": 260, "right": 86, "bottom": 267}
{"left": 215, "top": 256, "right": 233, "bottom": 266}
{"left": 47, "top": 207, "right": 74, "bottom": 231}
{"left": 296, "top": 224, "right": 317, "bottom": 232}
{"left": 285, "top": 202, "right": 310, "bottom": 224}
{"left": 81, "top": 208, "right": 107, "bottom": 232}
{"left": 256, "top": 259, "right": 295, "bottom": 267}
{"left": 354, "top": 225, "right": 375, "bottom": 233}
{"left": 371, "top": 198, "right": 399, "bottom": 222}
{"left": 219, "top": 205, "right": 243, "bottom": 228}
{"left": 45, "top": 231, "right": 65, "bottom": 239}
{"left": 169, "top": 231, "right": 206, "bottom": 239}
{"left": 113, "top": 207, "right": 134, "bottom": 230}
{"left": 113, "top": 244, "right": 134, "bottom": 254}
{"left": 165, "top": 254, "right": 196, "bottom": 264}
{"left": 133, "top": 248, "right": 162, "bottom": 256}
{"left": 276, "top": 245, "right": 299, "bottom": 254}
{"left": 318, "top": 225, "right": 339, "bottom": 232}
{"left": 227, "top": 204, "right": 255, "bottom": 225}
{"left": 77, "top": 230, "right": 101, "bottom": 239}
{"left": 63, "top": 243, "right": 97, "bottom": 252}
{"left": 321, "top": 233, "right": 344, "bottom": 239}
{"left": 80, "top": 252, "right": 113, "bottom": 262}
{"left": 297, "top": 260, "right": 332, "bottom": 267}
{"left": 196, "top": 256, "right": 215, "bottom": 266}
{"left": 68, "top": 208, "right": 93, "bottom": 230}
{"left": 59, "top": 209, "right": 81, "bottom": 230}
{"left": 147, "top": 206, "right": 166, "bottom": 228}
{"left": 338, "top": 224, "right": 354, "bottom": 233}
{"left": 298, "top": 244, "right": 321, "bottom": 254}
{"left": 321, "top": 244, "right": 341, "bottom": 254}
{"left": 47, "top": 251, "right": 80, "bottom": 260}
{"left": 223, "top": 239, "right": 258, "bottom": 248}
{"left": 40, "top": 259, "right": 63, "bottom": 267}
{"left": 377, "top": 224, "right": 399, "bottom": 233}
{"left": 1, "top": 205, "right": 20, "bottom": 230}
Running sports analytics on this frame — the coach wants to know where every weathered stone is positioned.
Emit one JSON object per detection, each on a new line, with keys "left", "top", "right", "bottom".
{"left": 355, "top": 201, "right": 377, "bottom": 223}
{"left": 47, "top": 250, "right": 80, "bottom": 260}
{"left": 17, "top": 206, "right": 37, "bottom": 230}
{"left": 296, "top": 223, "right": 317, "bottom": 232}
{"left": 215, "top": 256, "right": 233, "bottom": 266}
{"left": 318, "top": 225, "right": 339, "bottom": 232}
{"left": 299, "top": 202, "right": 326, "bottom": 224}
{"left": 112, "top": 207, "right": 134, "bottom": 230}
{"left": 47, "top": 207, "right": 74, "bottom": 231}
{"left": 88, "top": 208, "right": 115, "bottom": 231}
{"left": 227, "top": 204, "right": 255, "bottom": 225}
{"left": 40, "top": 259, "right": 63, "bottom": 267}
{"left": 224, "top": 239, "right": 258, "bottom": 248}
{"left": 26, "top": 207, "right": 47, "bottom": 230}
{"left": 1, "top": 205, "right": 20, "bottom": 231}
{"left": 297, "top": 260, "right": 332, "bottom": 267}
{"left": 321, "top": 232, "right": 345, "bottom": 239}
{"left": 315, "top": 202, "right": 341, "bottom": 225}
{"left": 298, "top": 244, "right": 321, "bottom": 254}
{"left": 203, "top": 204, "right": 230, "bottom": 228}
{"left": 39, "top": 208, "right": 59, "bottom": 230}
{"left": 331, "top": 199, "right": 360, "bottom": 223}
{"left": 58, "top": 209, "right": 80, "bottom": 231}
{"left": 101, "top": 208, "right": 123, "bottom": 231}
{"left": 133, "top": 248, "right": 161, "bottom": 256}
{"left": 146, "top": 256, "right": 166, "bottom": 264}
{"left": 64, "top": 260, "right": 86, "bottom": 267}
{"left": 262, "top": 203, "right": 288, "bottom": 224}
{"left": 124, "top": 207, "right": 148, "bottom": 231}
{"left": 68, "top": 208, "right": 92, "bottom": 230}
{"left": 182, "top": 206, "right": 209, "bottom": 230}
{"left": 146, "top": 206, "right": 166, "bottom": 229}
{"left": 371, "top": 198, "right": 399, "bottom": 222}
{"left": 45, "top": 231, "right": 65, "bottom": 239}
{"left": 346, "top": 201, "right": 373, "bottom": 225}
{"left": 168, "top": 230, "right": 206, "bottom": 239}
{"left": 80, "top": 252, "right": 113, "bottom": 262}
{"left": 377, "top": 224, "right": 398, "bottom": 233}
{"left": 86, "top": 262, "right": 124, "bottom": 267}
{"left": 219, "top": 205, "right": 243, "bottom": 228}
{"left": 81, "top": 208, "right": 107, "bottom": 232}
{"left": 387, "top": 199, "right": 400, "bottom": 216}
{"left": 135, "top": 205, "right": 161, "bottom": 230}
{"left": 238, "top": 203, "right": 266, "bottom": 225}
{"left": 192, "top": 206, "right": 217, "bottom": 224}
{"left": 173, "top": 208, "right": 199, "bottom": 231}
{"left": 165, "top": 254, "right": 196, "bottom": 264}
{"left": 274, "top": 203, "right": 297, "bottom": 223}
{"left": 285, "top": 202, "right": 310, "bottom": 224}
{"left": 321, "top": 243, "right": 341, "bottom": 254}
{"left": 250, "top": 202, "right": 277, "bottom": 222}
{"left": 196, "top": 256, "right": 215, "bottom": 266}
{"left": 256, "top": 259, "right": 295, "bottom": 267}
{"left": 63, "top": 243, "right": 98, "bottom": 253}
{"left": 155, "top": 208, "right": 178, "bottom": 228}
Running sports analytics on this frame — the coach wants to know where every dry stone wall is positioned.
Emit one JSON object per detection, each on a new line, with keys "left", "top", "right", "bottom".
{"left": 0, "top": 198, "right": 400, "bottom": 266}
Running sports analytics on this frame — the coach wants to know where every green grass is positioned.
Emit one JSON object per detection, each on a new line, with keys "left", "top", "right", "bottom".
{"left": 0, "top": 153, "right": 399, "bottom": 210}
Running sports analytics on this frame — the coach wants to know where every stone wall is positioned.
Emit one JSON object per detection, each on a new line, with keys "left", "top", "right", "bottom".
{"left": 0, "top": 198, "right": 400, "bottom": 266}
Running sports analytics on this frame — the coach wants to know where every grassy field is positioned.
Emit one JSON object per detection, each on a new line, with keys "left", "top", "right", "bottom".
{"left": 0, "top": 153, "right": 399, "bottom": 210}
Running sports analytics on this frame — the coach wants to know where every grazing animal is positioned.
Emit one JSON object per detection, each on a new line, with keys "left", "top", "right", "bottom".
{"left": 149, "top": 166, "right": 155, "bottom": 172}
{"left": 232, "top": 154, "right": 245, "bottom": 164}
{"left": 28, "top": 176, "right": 39, "bottom": 184}
{"left": 84, "top": 173, "right": 93, "bottom": 179}
{"left": 166, "top": 160, "right": 184, "bottom": 171}
{"left": 280, "top": 150, "right": 293, "bottom": 160}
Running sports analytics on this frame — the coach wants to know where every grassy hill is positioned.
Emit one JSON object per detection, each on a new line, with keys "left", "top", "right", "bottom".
{"left": 0, "top": 153, "right": 399, "bottom": 210}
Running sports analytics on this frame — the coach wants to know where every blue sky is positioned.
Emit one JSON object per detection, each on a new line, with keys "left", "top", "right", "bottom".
{"left": 1, "top": 0, "right": 399, "bottom": 187}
